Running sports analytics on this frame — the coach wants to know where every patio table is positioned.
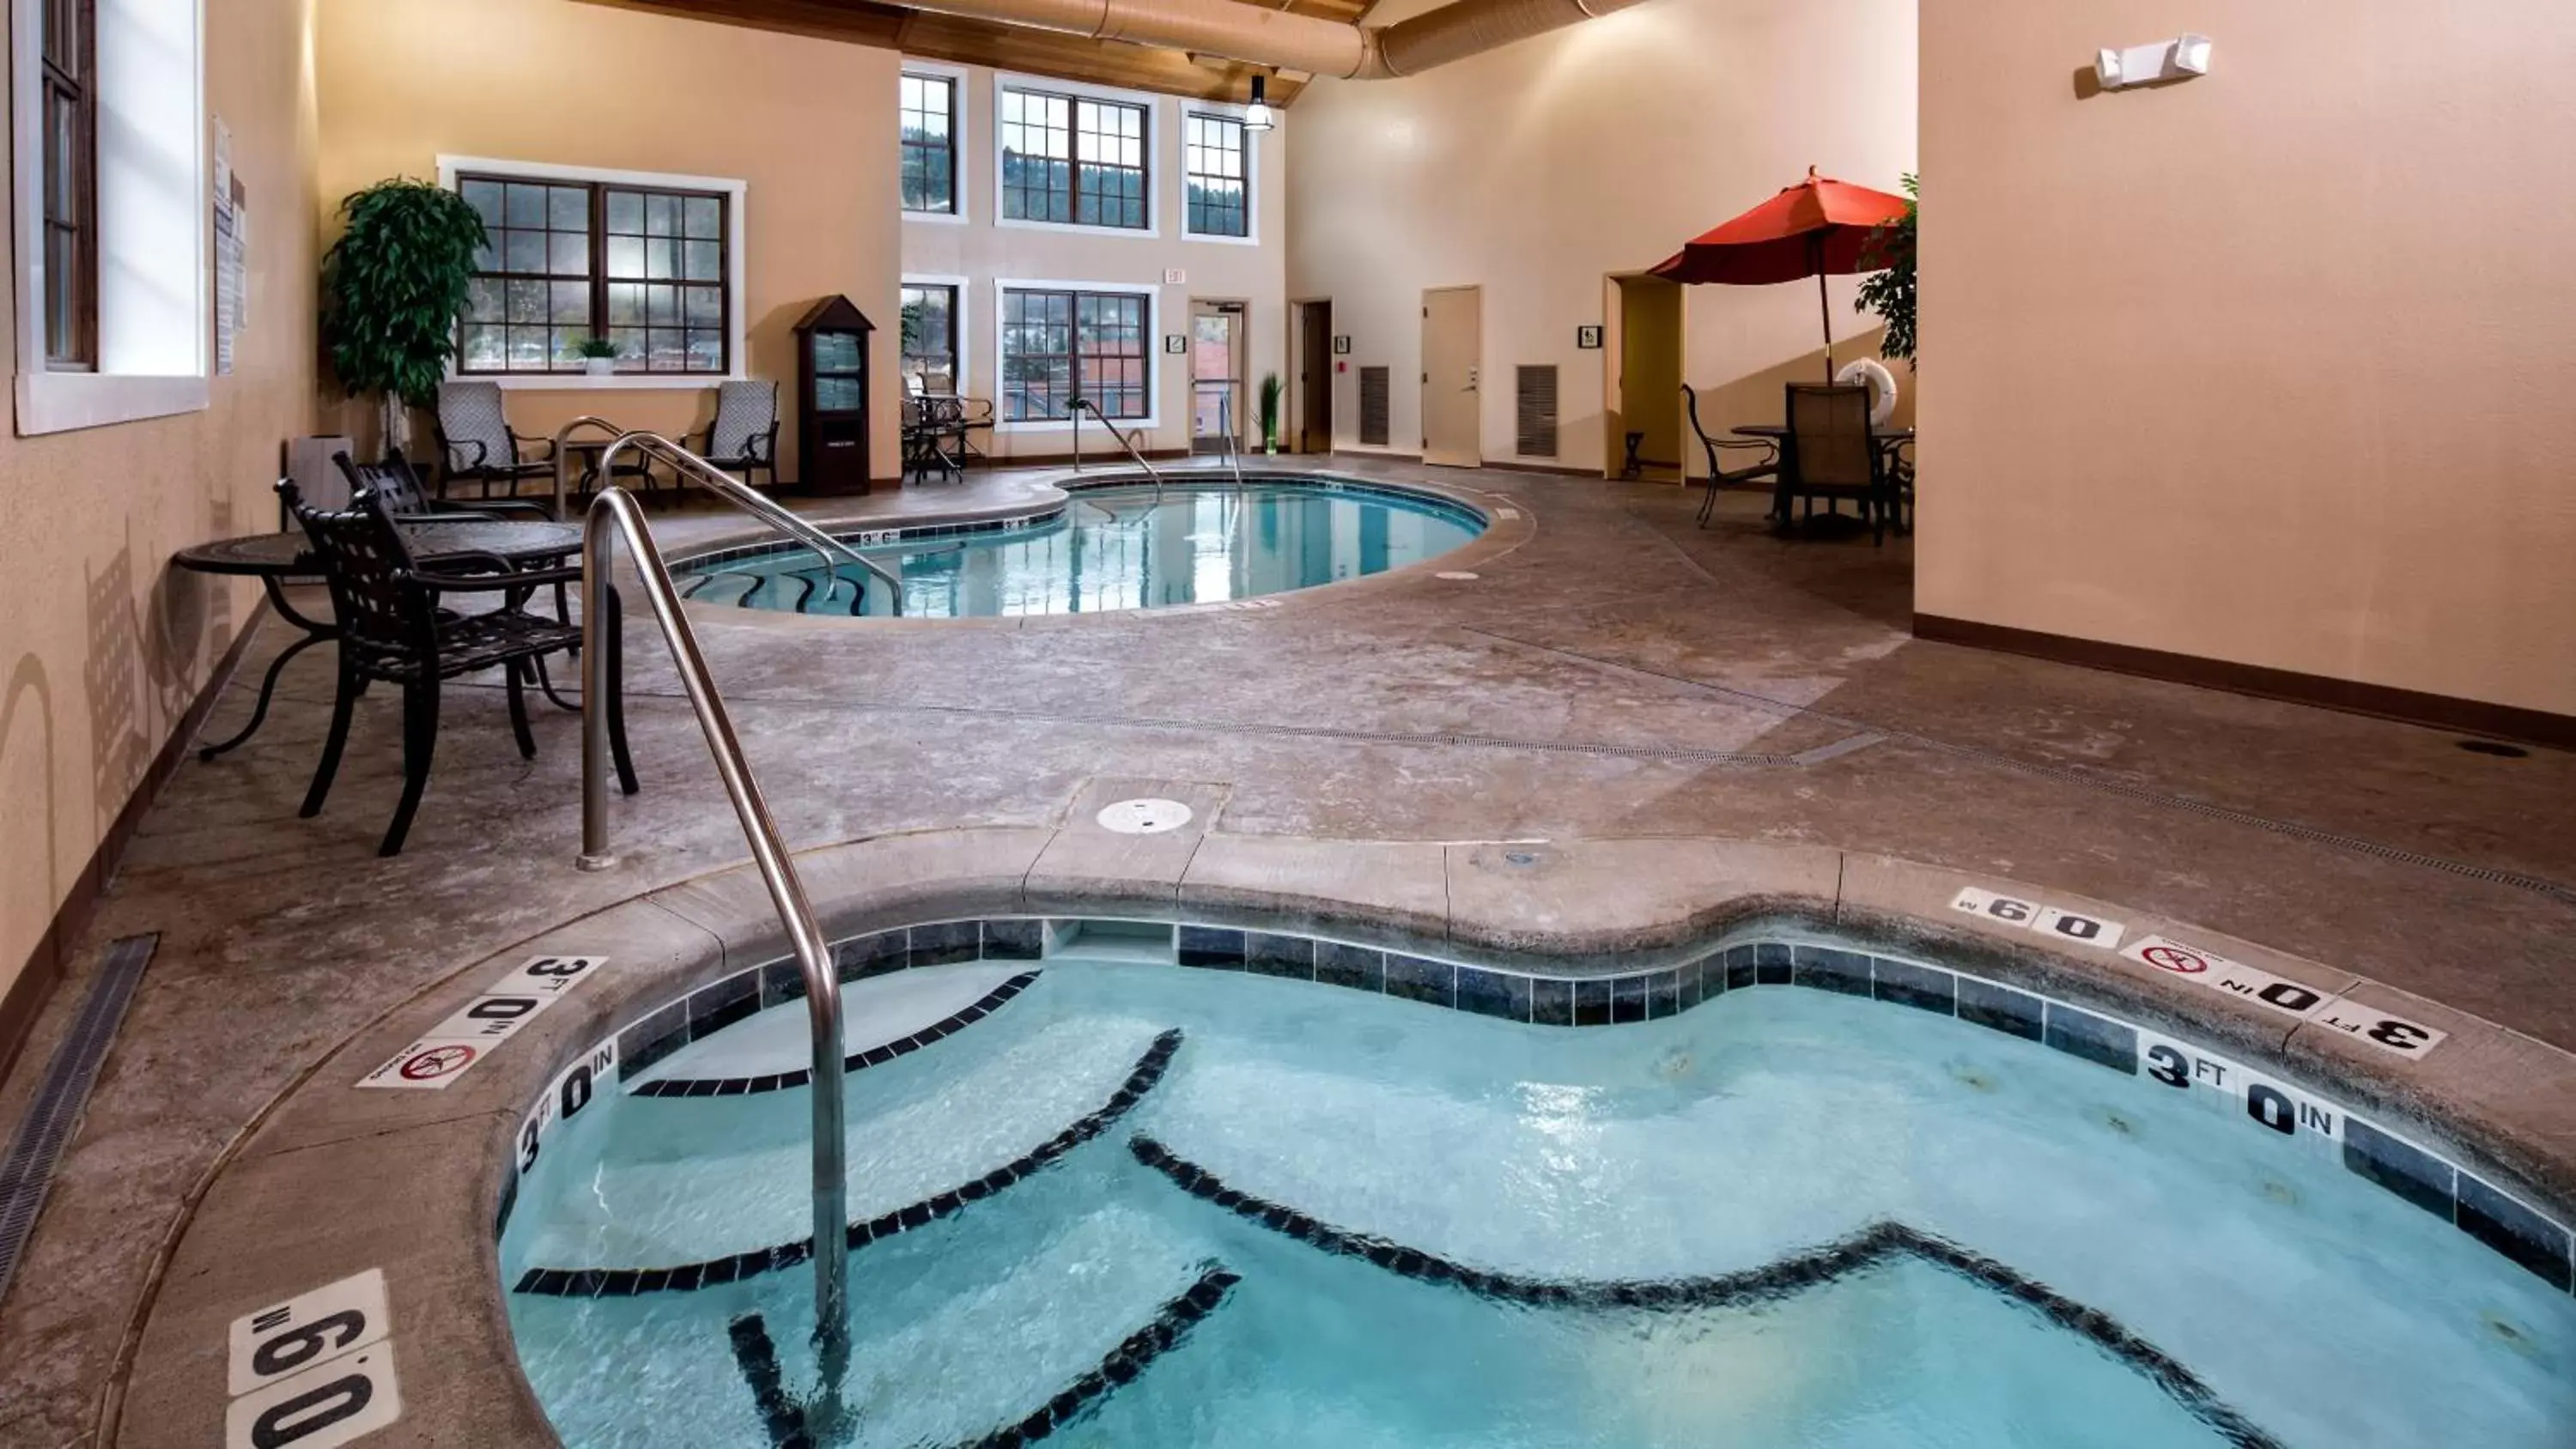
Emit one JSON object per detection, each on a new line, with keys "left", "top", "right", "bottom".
{"left": 1730, "top": 423, "right": 1914, "bottom": 534}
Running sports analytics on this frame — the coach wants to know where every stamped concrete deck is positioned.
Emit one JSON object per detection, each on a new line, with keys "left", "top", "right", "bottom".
{"left": 3, "top": 458, "right": 2571, "bottom": 1448}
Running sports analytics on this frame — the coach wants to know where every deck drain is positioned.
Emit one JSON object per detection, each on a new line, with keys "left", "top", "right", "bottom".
{"left": 1097, "top": 798, "right": 1193, "bottom": 834}
{"left": 2457, "top": 740, "right": 2530, "bottom": 759}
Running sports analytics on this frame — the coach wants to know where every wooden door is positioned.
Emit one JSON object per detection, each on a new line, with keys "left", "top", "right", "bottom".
{"left": 1421, "top": 285, "right": 1481, "bottom": 468}
{"left": 1297, "top": 301, "right": 1332, "bottom": 452}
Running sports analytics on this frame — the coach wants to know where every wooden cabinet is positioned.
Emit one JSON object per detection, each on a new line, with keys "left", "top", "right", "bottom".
{"left": 793, "top": 295, "right": 875, "bottom": 494}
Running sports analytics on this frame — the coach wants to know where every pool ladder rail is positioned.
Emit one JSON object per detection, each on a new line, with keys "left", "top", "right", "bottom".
{"left": 575, "top": 482, "right": 856, "bottom": 1389}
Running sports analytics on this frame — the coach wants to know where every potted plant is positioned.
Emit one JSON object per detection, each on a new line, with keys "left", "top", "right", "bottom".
{"left": 1256, "top": 372, "right": 1285, "bottom": 454}
{"left": 321, "top": 179, "right": 488, "bottom": 454}
{"left": 1854, "top": 173, "right": 1917, "bottom": 366}
{"left": 573, "top": 337, "right": 621, "bottom": 377}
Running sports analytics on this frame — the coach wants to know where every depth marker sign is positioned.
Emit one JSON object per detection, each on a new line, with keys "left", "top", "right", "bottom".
{"left": 2123, "top": 934, "right": 2448, "bottom": 1060}
{"left": 358, "top": 955, "right": 605, "bottom": 1090}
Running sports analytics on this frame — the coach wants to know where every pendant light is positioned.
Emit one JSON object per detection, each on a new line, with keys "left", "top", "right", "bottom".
{"left": 1243, "top": 74, "right": 1277, "bottom": 131}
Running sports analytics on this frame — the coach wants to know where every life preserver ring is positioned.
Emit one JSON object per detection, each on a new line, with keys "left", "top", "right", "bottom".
{"left": 1834, "top": 357, "right": 1899, "bottom": 426}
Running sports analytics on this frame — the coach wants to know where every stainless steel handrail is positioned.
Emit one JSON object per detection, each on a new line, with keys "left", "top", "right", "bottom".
{"left": 577, "top": 486, "right": 852, "bottom": 1381}
{"left": 1067, "top": 398, "right": 1167, "bottom": 501}
{"left": 601, "top": 430, "right": 905, "bottom": 615}
{"left": 550, "top": 415, "right": 629, "bottom": 518}
{"left": 1218, "top": 390, "right": 1248, "bottom": 490}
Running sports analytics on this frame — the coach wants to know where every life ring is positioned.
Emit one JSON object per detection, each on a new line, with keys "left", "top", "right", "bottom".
{"left": 1835, "top": 357, "right": 1899, "bottom": 426}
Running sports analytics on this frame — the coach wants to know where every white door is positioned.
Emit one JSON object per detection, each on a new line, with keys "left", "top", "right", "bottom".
{"left": 1421, "top": 286, "right": 1481, "bottom": 468}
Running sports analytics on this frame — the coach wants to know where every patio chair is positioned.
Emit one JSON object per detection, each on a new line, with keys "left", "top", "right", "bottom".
{"left": 434, "top": 380, "right": 555, "bottom": 500}
{"left": 1780, "top": 383, "right": 1892, "bottom": 545}
{"left": 334, "top": 450, "right": 555, "bottom": 521}
{"left": 693, "top": 380, "right": 781, "bottom": 490}
{"left": 278, "top": 481, "right": 635, "bottom": 857}
{"left": 1681, "top": 383, "right": 1781, "bottom": 527}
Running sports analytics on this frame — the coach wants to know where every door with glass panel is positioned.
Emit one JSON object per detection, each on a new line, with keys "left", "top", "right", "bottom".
{"left": 1191, "top": 300, "right": 1246, "bottom": 453}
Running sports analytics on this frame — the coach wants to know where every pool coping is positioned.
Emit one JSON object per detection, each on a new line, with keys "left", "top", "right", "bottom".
{"left": 646, "top": 467, "right": 1535, "bottom": 634}
{"left": 106, "top": 828, "right": 2576, "bottom": 1449}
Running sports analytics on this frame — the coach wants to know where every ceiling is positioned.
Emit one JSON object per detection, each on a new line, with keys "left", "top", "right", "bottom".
{"left": 598, "top": 0, "right": 1336, "bottom": 104}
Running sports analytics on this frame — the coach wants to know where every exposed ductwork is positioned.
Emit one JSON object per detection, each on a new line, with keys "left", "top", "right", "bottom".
{"left": 887, "top": 0, "right": 1643, "bottom": 82}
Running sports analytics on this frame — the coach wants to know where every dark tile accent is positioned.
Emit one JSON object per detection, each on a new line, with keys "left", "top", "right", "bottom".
{"left": 2456, "top": 1176, "right": 2574, "bottom": 1290}
{"left": 1646, "top": 969, "right": 1681, "bottom": 1019}
{"left": 2043, "top": 1004, "right": 2138, "bottom": 1076}
{"left": 758, "top": 957, "right": 807, "bottom": 1009}
{"left": 1724, "top": 944, "right": 1757, "bottom": 991}
{"left": 1244, "top": 932, "right": 1315, "bottom": 980}
{"left": 2342, "top": 1119, "right": 2456, "bottom": 1221}
{"left": 1677, "top": 960, "right": 1704, "bottom": 1012}
{"left": 723, "top": 1314, "right": 805, "bottom": 1449}
{"left": 947, "top": 1266, "right": 1239, "bottom": 1449}
{"left": 634, "top": 973, "right": 1042, "bottom": 1099}
{"left": 1315, "top": 943, "right": 1384, "bottom": 993}
{"left": 1382, "top": 953, "right": 1455, "bottom": 1008}
{"left": 1753, "top": 942, "right": 1792, "bottom": 986}
{"left": 1872, "top": 959, "right": 1955, "bottom": 1015}
{"left": 908, "top": 921, "right": 979, "bottom": 968}
{"left": 615, "top": 1002, "right": 690, "bottom": 1080}
{"left": 834, "top": 931, "right": 905, "bottom": 981}
{"left": 1573, "top": 979, "right": 1613, "bottom": 1027}
{"left": 981, "top": 919, "right": 1044, "bottom": 961}
{"left": 1456, "top": 967, "right": 1529, "bottom": 1022}
{"left": 1532, "top": 978, "right": 1574, "bottom": 1027}
{"left": 494, "top": 1171, "right": 519, "bottom": 1239}
{"left": 1178, "top": 925, "right": 1248, "bottom": 968}
{"left": 1609, "top": 973, "right": 1647, "bottom": 1024}
{"left": 688, "top": 972, "right": 761, "bottom": 1040}
{"left": 1794, "top": 947, "right": 1873, "bottom": 997}
{"left": 1955, "top": 976, "right": 2045, "bottom": 1042}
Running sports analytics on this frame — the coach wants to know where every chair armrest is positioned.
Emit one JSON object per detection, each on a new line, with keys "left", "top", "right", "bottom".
{"left": 749, "top": 422, "right": 779, "bottom": 464}
{"left": 444, "top": 436, "right": 491, "bottom": 473}
{"left": 509, "top": 429, "right": 556, "bottom": 464}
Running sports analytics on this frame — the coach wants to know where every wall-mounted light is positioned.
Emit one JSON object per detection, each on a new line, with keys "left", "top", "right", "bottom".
{"left": 2096, "top": 33, "right": 2214, "bottom": 90}
{"left": 1244, "top": 75, "right": 1278, "bottom": 131}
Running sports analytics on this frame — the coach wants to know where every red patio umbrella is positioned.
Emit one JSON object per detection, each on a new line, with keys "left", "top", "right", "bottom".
{"left": 1650, "top": 167, "right": 1910, "bottom": 379}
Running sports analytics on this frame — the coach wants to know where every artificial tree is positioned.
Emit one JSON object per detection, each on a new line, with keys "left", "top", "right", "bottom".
{"left": 1256, "top": 373, "right": 1285, "bottom": 453}
{"left": 1854, "top": 173, "right": 1917, "bottom": 366}
{"left": 322, "top": 179, "right": 488, "bottom": 455}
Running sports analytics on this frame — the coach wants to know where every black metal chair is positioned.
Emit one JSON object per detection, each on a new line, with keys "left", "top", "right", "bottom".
{"left": 279, "top": 481, "right": 635, "bottom": 856}
{"left": 434, "top": 380, "right": 555, "bottom": 500}
{"left": 1779, "top": 383, "right": 1893, "bottom": 545}
{"left": 335, "top": 450, "right": 554, "bottom": 522}
{"left": 1682, "top": 382, "right": 1781, "bottom": 527}
{"left": 694, "top": 380, "right": 781, "bottom": 490}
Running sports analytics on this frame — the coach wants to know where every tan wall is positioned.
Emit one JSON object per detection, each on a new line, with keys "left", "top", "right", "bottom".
{"left": 315, "top": 0, "right": 905, "bottom": 483}
{"left": 0, "top": 0, "right": 321, "bottom": 1009}
{"left": 1286, "top": 0, "right": 1917, "bottom": 471}
{"left": 1920, "top": 2, "right": 2576, "bottom": 715}
{"left": 899, "top": 63, "right": 1288, "bottom": 459}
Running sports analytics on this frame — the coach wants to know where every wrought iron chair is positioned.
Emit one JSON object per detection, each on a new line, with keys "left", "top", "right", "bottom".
{"left": 279, "top": 481, "right": 635, "bottom": 856}
{"left": 434, "top": 380, "right": 555, "bottom": 500}
{"left": 1780, "top": 383, "right": 1893, "bottom": 545}
{"left": 1681, "top": 383, "right": 1781, "bottom": 527}
{"left": 694, "top": 379, "right": 781, "bottom": 490}
{"left": 334, "top": 450, "right": 554, "bottom": 522}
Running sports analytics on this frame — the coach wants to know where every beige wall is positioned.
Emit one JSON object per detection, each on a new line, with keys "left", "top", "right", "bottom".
{"left": 315, "top": 0, "right": 905, "bottom": 482}
{"left": 1286, "top": 0, "right": 1917, "bottom": 471}
{"left": 0, "top": 0, "right": 321, "bottom": 1011}
{"left": 899, "top": 62, "right": 1288, "bottom": 459}
{"left": 1920, "top": 2, "right": 2576, "bottom": 715}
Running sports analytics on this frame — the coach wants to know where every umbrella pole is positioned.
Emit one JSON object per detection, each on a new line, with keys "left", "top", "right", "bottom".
{"left": 1817, "top": 269, "right": 1836, "bottom": 380}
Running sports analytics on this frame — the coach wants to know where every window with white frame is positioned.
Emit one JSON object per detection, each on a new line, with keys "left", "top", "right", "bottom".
{"left": 999, "top": 286, "right": 1148, "bottom": 421}
{"left": 999, "top": 84, "right": 1146, "bottom": 230}
{"left": 900, "top": 72, "right": 957, "bottom": 215}
{"left": 454, "top": 173, "right": 731, "bottom": 375}
{"left": 1182, "top": 112, "right": 1249, "bottom": 239}
{"left": 11, "top": 0, "right": 207, "bottom": 434}
{"left": 900, "top": 282, "right": 957, "bottom": 388}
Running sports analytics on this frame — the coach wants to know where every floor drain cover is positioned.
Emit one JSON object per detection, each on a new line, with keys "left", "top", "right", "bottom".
{"left": 1436, "top": 571, "right": 1480, "bottom": 581}
{"left": 1097, "top": 798, "right": 1194, "bottom": 835}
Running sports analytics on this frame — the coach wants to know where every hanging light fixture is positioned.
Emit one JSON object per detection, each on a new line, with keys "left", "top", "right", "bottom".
{"left": 1243, "top": 74, "right": 1278, "bottom": 131}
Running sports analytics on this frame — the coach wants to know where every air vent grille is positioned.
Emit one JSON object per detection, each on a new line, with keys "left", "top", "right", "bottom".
{"left": 1515, "top": 365, "right": 1558, "bottom": 458}
{"left": 1358, "top": 367, "right": 1391, "bottom": 446}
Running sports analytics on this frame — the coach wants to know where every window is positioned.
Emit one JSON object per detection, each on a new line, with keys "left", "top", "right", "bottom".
{"left": 999, "top": 86, "right": 1146, "bottom": 230}
{"left": 39, "top": 0, "right": 95, "bottom": 366}
{"left": 900, "top": 282, "right": 957, "bottom": 387}
{"left": 999, "top": 287, "right": 1148, "bottom": 421}
{"left": 1182, "top": 113, "right": 1249, "bottom": 239}
{"left": 454, "top": 173, "right": 730, "bottom": 375}
{"left": 900, "top": 73, "right": 956, "bottom": 215}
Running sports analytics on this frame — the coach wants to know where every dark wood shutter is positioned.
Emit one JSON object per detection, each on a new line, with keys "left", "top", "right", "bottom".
{"left": 1358, "top": 366, "right": 1391, "bottom": 446}
{"left": 1515, "top": 365, "right": 1558, "bottom": 458}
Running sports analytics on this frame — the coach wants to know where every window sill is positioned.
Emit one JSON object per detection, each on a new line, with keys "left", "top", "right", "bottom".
{"left": 902, "top": 209, "right": 969, "bottom": 227}
{"left": 1181, "top": 229, "right": 1261, "bottom": 248}
{"left": 469, "top": 373, "right": 749, "bottom": 392}
{"left": 15, "top": 371, "right": 210, "bottom": 437}
{"left": 993, "top": 215, "right": 1160, "bottom": 241}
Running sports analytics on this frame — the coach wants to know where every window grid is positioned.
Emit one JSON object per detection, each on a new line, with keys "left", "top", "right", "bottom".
{"left": 1183, "top": 113, "right": 1248, "bottom": 239}
{"left": 39, "top": 0, "right": 96, "bottom": 367}
{"left": 455, "top": 175, "right": 730, "bottom": 375}
{"left": 1000, "top": 288, "right": 1148, "bottom": 421}
{"left": 900, "top": 283, "right": 958, "bottom": 387}
{"left": 900, "top": 74, "right": 956, "bottom": 214}
{"left": 1000, "top": 87, "right": 1147, "bottom": 231}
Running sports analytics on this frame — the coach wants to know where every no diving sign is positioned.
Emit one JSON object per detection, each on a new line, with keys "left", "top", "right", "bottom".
{"left": 2122, "top": 935, "right": 2449, "bottom": 1061}
{"left": 358, "top": 955, "right": 605, "bottom": 1091}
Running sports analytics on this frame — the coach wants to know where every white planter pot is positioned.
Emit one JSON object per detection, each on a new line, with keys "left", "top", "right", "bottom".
{"left": 583, "top": 357, "right": 615, "bottom": 377}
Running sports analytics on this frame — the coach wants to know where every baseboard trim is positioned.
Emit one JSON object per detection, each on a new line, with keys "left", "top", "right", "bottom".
{"left": 1912, "top": 613, "right": 2575, "bottom": 751}
{"left": 0, "top": 605, "right": 267, "bottom": 1085}
{"left": 984, "top": 446, "right": 1194, "bottom": 470}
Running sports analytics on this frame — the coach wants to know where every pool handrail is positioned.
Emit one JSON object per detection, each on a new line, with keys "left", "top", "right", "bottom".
{"left": 593, "top": 429, "right": 903, "bottom": 615}
{"left": 1068, "top": 397, "right": 1167, "bottom": 501}
{"left": 576, "top": 485, "right": 854, "bottom": 1389}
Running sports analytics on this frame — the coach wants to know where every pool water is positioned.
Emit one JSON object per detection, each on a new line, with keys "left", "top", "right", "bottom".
{"left": 501, "top": 956, "right": 2576, "bottom": 1449}
{"left": 677, "top": 482, "right": 1484, "bottom": 618}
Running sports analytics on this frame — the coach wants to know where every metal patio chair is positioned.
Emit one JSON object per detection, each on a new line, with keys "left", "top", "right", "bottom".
{"left": 434, "top": 380, "right": 555, "bottom": 500}
{"left": 1780, "top": 383, "right": 1893, "bottom": 544}
{"left": 1682, "top": 382, "right": 1780, "bottom": 527}
{"left": 694, "top": 379, "right": 781, "bottom": 491}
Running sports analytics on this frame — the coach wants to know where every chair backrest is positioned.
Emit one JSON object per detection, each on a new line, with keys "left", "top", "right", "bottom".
{"left": 436, "top": 381, "right": 514, "bottom": 470}
{"left": 1680, "top": 382, "right": 1718, "bottom": 470}
{"left": 708, "top": 380, "right": 777, "bottom": 458}
{"left": 280, "top": 481, "right": 431, "bottom": 660}
{"left": 1785, "top": 384, "right": 1877, "bottom": 489}
{"left": 332, "top": 451, "right": 433, "bottom": 516}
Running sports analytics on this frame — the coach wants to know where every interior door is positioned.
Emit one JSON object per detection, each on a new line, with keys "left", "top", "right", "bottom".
{"left": 1421, "top": 285, "right": 1481, "bottom": 469}
{"left": 1298, "top": 300, "right": 1332, "bottom": 452}
{"left": 1190, "top": 300, "right": 1245, "bottom": 453}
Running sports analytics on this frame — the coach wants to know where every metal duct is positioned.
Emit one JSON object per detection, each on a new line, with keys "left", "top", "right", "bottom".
{"left": 888, "top": 0, "right": 1640, "bottom": 81}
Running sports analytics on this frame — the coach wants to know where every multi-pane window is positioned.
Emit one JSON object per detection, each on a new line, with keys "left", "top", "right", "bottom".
{"left": 900, "top": 74, "right": 956, "bottom": 214}
{"left": 900, "top": 283, "right": 957, "bottom": 388}
{"left": 1000, "top": 288, "right": 1148, "bottom": 421}
{"left": 39, "top": 0, "right": 97, "bottom": 367}
{"left": 455, "top": 174, "right": 730, "bottom": 375}
{"left": 1183, "top": 113, "right": 1249, "bottom": 239}
{"left": 999, "top": 87, "right": 1146, "bottom": 230}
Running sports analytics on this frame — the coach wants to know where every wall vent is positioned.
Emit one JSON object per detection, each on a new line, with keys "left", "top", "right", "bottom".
{"left": 1358, "top": 367, "right": 1391, "bottom": 446}
{"left": 1515, "top": 365, "right": 1559, "bottom": 458}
